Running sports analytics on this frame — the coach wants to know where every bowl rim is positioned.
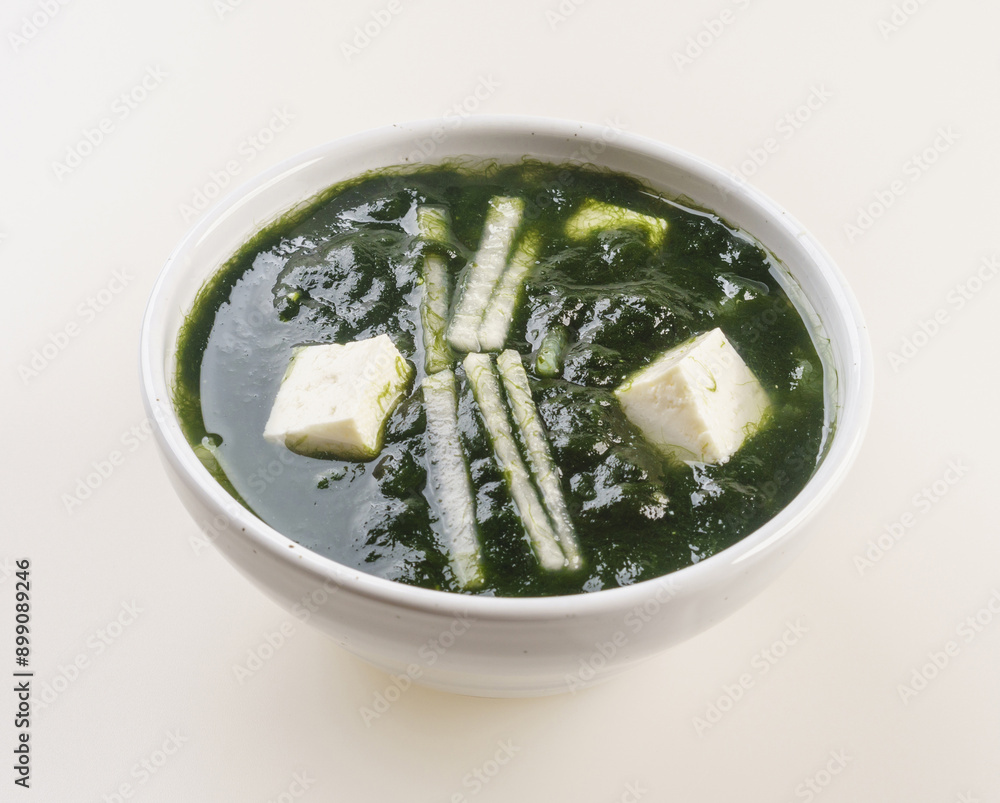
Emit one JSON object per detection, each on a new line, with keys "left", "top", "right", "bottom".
{"left": 140, "top": 114, "right": 873, "bottom": 622}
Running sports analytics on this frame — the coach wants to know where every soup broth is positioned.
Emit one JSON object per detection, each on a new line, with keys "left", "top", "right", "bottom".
{"left": 175, "top": 162, "right": 828, "bottom": 597}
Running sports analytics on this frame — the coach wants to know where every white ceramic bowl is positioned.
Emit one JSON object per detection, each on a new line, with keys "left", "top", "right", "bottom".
{"left": 140, "top": 116, "right": 872, "bottom": 697}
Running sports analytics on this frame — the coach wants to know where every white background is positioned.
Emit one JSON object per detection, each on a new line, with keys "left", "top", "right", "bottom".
{"left": 3, "top": 0, "right": 998, "bottom": 800}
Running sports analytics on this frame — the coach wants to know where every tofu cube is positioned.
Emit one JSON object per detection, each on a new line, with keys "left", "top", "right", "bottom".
{"left": 263, "top": 334, "right": 414, "bottom": 460}
{"left": 615, "top": 328, "right": 770, "bottom": 464}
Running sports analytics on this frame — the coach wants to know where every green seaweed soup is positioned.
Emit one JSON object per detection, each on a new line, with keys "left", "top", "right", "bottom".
{"left": 175, "top": 162, "right": 827, "bottom": 597}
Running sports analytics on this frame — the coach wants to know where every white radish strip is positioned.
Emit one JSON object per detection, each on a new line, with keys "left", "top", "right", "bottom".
{"left": 417, "top": 204, "right": 451, "bottom": 245}
{"left": 419, "top": 253, "right": 453, "bottom": 375}
{"left": 462, "top": 352, "right": 566, "bottom": 571}
{"left": 565, "top": 198, "right": 668, "bottom": 246}
{"left": 447, "top": 197, "right": 525, "bottom": 353}
{"left": 417, "top": 205, "right": 454, "bottom": 373}
{"left": 477, "top": 231, "right": 539, "bottom": 352}
{"left": 496, "top": 350, "right": 583, "bottom": 570}
{"left": 422, "top": 369, "right": 484, "bottom": 589}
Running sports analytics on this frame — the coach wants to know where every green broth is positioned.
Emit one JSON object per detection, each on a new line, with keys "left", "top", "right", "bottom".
{"left": 175, "top": 162, "right": 827, "bottom": 597}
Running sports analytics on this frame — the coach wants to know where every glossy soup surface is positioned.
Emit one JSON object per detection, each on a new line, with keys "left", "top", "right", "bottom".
{"left": 175, "top": 162, "right": 827, "bottom": 597}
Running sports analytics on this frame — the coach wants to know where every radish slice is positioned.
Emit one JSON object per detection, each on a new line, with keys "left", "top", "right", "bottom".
{"left": 497, "top": 350, "right": 582, "bottom": 570}
{"left": 447, "top": 197, "right": 524, "bottom": 353}
{"left": 462, "top": 352, "right": 566, "bottom": 571}
{"left": 422, "top": 369, "right": 484, "bottom": 589}
{"left": 477, "top": 231, "right": 539, "bottom": 352}
{"left": 417, "top": 205, "right": 455, "bottom": 374}
{"left": 565, "top": 198, "right": 667, "bottom": 246}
